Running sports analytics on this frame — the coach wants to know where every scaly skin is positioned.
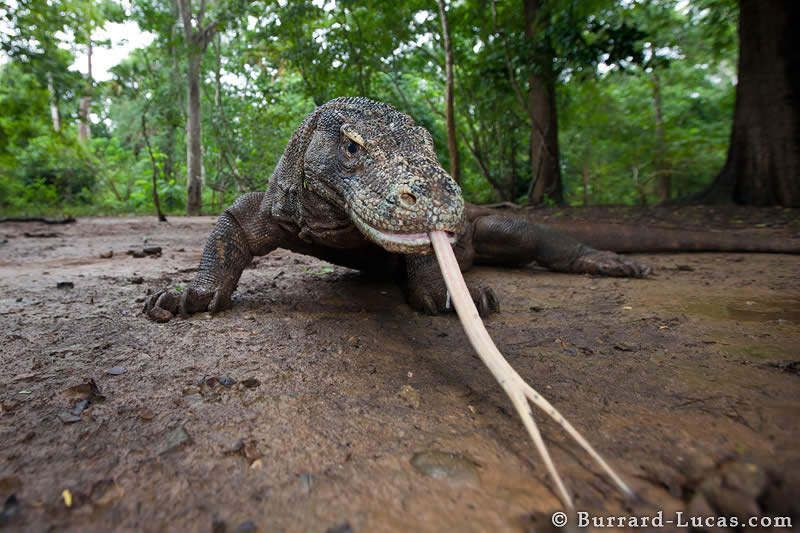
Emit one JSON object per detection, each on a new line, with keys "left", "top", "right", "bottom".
{"left": 145, "top": 97, "right": 648, "bottom": 322}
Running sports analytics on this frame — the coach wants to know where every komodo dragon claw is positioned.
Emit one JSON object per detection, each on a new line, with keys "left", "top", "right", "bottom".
{"left": 144, "top": 286, "right": 231, "bottom": 322}
{"left": 411, "top": 282, "right": 500, "bottom": 317}
{"left": 572, "top": 250, "right": 652, "bottom": 278}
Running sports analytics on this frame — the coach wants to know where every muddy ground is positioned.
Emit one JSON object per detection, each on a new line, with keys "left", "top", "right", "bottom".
{"left": 0, "top": 206, "right": 798, "bottom": 532}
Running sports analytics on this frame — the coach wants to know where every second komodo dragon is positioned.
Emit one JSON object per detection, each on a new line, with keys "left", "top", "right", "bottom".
{"left": 144, "top": 98, "right": 650, "bottom": 322}
{"left": 144, "top": 96, "right": 650, "bottom": 322}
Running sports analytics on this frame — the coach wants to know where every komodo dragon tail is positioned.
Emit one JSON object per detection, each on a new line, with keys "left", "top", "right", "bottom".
{"left": 466, "top": 204, "right": 799, "bottom": 254}
{"left": 545, "top": 222, "right": 800, "bottom": 254}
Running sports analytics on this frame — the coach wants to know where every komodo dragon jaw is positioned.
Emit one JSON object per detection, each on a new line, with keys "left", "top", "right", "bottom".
{"left": 302, "top": 97, "right": 465, "bottom": 254}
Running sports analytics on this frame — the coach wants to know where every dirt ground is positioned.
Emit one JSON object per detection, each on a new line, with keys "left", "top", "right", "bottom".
{"left": 1, "top": 206, "right": 798, "bottom": 532}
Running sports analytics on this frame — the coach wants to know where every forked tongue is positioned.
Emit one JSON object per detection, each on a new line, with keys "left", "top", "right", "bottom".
{"left": 429, "top": 230, "right": 633, "bottom": 509}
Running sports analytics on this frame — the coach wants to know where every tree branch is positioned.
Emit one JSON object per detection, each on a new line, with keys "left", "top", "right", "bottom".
{"left": 141, "top": 101, "right": 167, "bottom": 222}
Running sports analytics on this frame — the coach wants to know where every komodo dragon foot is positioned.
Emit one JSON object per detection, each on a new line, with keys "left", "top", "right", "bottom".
{"left": 407, "top": 280, "right": 500, "bottom": 317}
{"left": 405, "top": 254, "right": 500, "bottom": 317}
{"left": 570, "top": 250, "right": 651, "bottom": 278}
{"left": 143, "top": 286, "right": 232, "bottom": 323}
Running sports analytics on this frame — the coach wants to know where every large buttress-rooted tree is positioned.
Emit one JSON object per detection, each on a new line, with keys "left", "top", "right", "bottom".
{"left": 176, "top": 0, "right": 217, "bottom": 215}
{"left": 697, "top": 0, "right": 799, "bottom": 207}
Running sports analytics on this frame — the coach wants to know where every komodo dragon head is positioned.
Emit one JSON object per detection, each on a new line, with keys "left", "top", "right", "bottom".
{"left": 294, "top": 97, "right": 465, "bottom": 254}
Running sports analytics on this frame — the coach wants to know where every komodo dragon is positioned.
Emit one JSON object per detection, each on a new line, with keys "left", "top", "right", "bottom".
{"left": 143, "top": 97, "right": 796, "bottom": 508}
{"left": 144, "top": 96, "right": 654, "bottom": 322}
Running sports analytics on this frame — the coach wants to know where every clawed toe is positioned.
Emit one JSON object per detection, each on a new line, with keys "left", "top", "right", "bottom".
{"left": 408, "top": 283, "right": 501, "bottom": 316}
{"left": 575, "top": 251, "right": 652, "bottom": 278}
{"left": 476, "top": 286, "right": 500, "bottom": 317}
{"left": 422, "top": 295, "right": 439, "bottom": 316}
{"left": 143, "top": 285, "right": 227, "bottom": 322}
{"left": 143, "top": 289, "right": 179, "bottom": 322}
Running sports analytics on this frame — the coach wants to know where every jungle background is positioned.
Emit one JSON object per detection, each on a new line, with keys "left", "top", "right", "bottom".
{"left": 5, "top": 0, "right": 790, "bottom": 217}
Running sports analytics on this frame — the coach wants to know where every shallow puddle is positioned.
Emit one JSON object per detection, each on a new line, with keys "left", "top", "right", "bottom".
{"left": 728, "top": 344, "right": 798, "bottom": 360}
{"left": 684, "top": 296, "right": 800, "bottom": 323}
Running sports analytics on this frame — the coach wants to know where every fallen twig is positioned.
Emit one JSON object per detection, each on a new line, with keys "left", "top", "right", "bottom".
{"left": 0, "top": 216, "right": 76, "bottom": 224}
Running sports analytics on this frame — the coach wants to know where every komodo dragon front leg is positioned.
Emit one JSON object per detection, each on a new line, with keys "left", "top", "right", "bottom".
{"left": 144, "top": 192, "right": 287, "bottom": 322}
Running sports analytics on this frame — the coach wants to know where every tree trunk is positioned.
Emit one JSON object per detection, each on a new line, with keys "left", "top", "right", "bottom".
{"left": 78, "top": 40, "right": 92, "bottom": 143}
{"left": 651, "top": 71, "right": 670, "bottom": 201}
{"left": 582, "top": 157, "right": 590, "bottom": 206}
{"left": 164, "top": 7, "right": 181, "bottom": 187}
{"left": 164, "top": 127, "right": 175, "bottom": 183}
{"left": 185, "top": 51, "right": 204, "bottom": 214}
{"left": 632, "top": 166, "right": 648, "bottom": 206}
{"left": 509, "top": 135, "right": 518, "bottom": 200}
{"left": 177, "top": 0, "right": 216, "bottom": 215}
{"left": 437, "top": 0, "right": 460, "bottom": 184}
{"left": 142, "top": 108, "right": 167, "bottom": 222}
{"left": 695, "top": 0, "right": 799, "bottom": 206}
{"left": 46, "top": 72, "right": 61, "bottom": 132}
{"left": 523, "top": 0, "right": 563, "bottom": 205}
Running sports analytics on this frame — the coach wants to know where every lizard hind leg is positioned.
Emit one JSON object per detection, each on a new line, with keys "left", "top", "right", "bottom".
{"left": 472, "top": 215, "right": 650, "bottom": 277}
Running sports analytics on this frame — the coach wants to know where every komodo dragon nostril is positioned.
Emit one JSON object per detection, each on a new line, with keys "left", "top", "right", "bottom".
{"left": 399, "top": 191, "right": 417, "bottom": 206}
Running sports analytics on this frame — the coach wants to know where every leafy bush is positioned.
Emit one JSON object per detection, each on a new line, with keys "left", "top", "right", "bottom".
{"left": 13, "top": 135, "right": 96, "bottom": 202}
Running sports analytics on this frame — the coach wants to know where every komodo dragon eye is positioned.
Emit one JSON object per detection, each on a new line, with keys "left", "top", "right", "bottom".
{"left": 346, "top": 140, "right": 360, "bottom": 154}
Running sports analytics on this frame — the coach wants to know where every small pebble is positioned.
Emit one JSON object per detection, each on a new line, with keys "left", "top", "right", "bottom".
{"left": 234, "top": 520, "right": 258, "bottom": 533}
{"left": 58, "top": 412, "right": 82, "bottom": 424}
{"left": 157, "top": 426, "right": 192, "bottom": 455}
{"left": 398, "top": 385, "right": 420, "bottom": 409}
{"left": 241, "top": 378, "right": 261, "bottom": 388}
{"left": 327, "top": 522, "right": 353, "bottom": 533}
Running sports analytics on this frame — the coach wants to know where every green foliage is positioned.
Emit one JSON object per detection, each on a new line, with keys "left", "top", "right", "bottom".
{"left": 129, "top": 176, "right": 185, "bottom": 211}
{"left": 0, "top": 61, "right": 96, "bottom": 211}
{"left": 558, "top": 0, "right": 736, "bottom": 205}
{"left": 0, "top": 136, "right": 95, "bottom": 211}
{"left": 0, "top": 0, "right": 739, "bottom": 213}
{"left": 14, "top": 135, "right": 95, "bottom": 200}
{"left": 0, "top": 63, "right": 52, "bottom": 157}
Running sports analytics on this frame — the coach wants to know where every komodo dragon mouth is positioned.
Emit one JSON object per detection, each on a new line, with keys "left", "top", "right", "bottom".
{"left": 349, "top": 208, "right": 458, "bottom": 254}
